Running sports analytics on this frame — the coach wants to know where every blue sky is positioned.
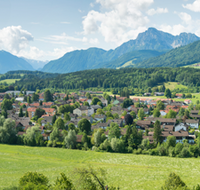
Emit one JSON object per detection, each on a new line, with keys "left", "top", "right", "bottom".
{"left": 0, "top": 0, "right": 200, "bottom": 61}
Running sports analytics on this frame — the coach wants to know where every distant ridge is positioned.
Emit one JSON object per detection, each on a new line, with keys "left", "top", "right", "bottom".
{"left": 41, "top": 27, "right": 200, "bottom": 73}
{"left": 0, "top": 51, "right": 34, "bottom": 74}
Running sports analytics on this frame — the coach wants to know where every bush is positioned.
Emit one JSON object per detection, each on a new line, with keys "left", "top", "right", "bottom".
{"left": 149, "top": 148, "right": 158, "bottom": 156}
{"left": 179, "top": 147, "right": 191, "bottom": 158}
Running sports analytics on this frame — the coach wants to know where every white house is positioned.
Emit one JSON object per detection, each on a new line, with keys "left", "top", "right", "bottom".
{"left": 174, "top": 123, "right": 188, "bottom": 132}
{"left": 185, "top": 119, "right": 199, "bottom": 129}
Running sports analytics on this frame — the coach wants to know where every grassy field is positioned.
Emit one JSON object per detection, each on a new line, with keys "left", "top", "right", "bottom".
{"left": 0, "top": 79, "right": 20, "bottom": 84}
{"left": 0, "top": 145, "right": 200, "bottom": 189}
{"left": 183, "top": 63, "right": 200, "bottom": 69}
{"left": 163, "top": 82, "right": 188, "bottom": 90}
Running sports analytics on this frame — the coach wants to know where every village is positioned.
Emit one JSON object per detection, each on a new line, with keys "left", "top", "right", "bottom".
{"left": 0, "top": 89, "right": 199, "bottom": 148}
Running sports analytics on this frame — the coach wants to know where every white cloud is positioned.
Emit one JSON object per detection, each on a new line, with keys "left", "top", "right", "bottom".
{"left": 183, "top": 0, "right": 200, "bottom": 12}
{"left": 0, "top": 26, "right": 33, "bottom": 54}
{"left": 147, "top": 7, "right": 168, "bottom": 16}
{"left": 159, "top": 24, "right": 186, "bottom": 36}
{"left": 82, "top": 0, "right": 154, "bottom": 45}
{"left": 17, "top": 46, "right": 45, "bottom": 60}
{"left": 177, "top": 12, "right": 192, "bottom": 24}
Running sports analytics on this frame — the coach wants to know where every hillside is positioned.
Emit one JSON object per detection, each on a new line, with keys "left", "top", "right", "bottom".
{"left": 100, "top": 50, "right": 166, "bottom": 69}
{"left": 42, "top": 28, "right": 199, "bottom": 73}
{"left": 0, "top": 144, "right": 199, "bottom": 190}
{"left": 137, "top": 40, "right": 200, "bottom": 68}
{"left": 15, "top": 67, "right": 200, "bottom": 92}
{"left": 0, "top": 51, "right": 34, "bottom": 74}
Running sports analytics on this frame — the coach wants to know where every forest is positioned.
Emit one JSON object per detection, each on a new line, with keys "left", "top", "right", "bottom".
{"left": 12, "top": 67, "right": 200, "bottom": 94}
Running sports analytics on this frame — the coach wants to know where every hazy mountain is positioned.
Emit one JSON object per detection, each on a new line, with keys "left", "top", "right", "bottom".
{"left": 0, "top": 51, "right": 34, "bottom": 74}
{"left": 22, "top": 58, "right": 48, "bottom": 70}
{"left": 136, "top": 40, "right": 200, "bottom": 68}
{"left": 41, "top": 27, "right": 200, "bottom": 73}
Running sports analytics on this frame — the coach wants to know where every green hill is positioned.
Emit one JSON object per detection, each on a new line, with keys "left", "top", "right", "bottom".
{"left": 137, "top": 40, "right": 200, "bottom": 68}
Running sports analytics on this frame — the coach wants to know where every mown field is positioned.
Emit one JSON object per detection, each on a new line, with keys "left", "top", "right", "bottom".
{"left": 0, "top": 79, "right": 20, "bottom": 84}
{"left": 0, "top": 145, "right": 200, "bottom": 189}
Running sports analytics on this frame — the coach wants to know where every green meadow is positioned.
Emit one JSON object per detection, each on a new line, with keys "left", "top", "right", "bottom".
{"left": 0, "top": 79, "right": 20, "bottom": 84}
{"left": 0, "top": 144, "right": 200, "bottom": 189}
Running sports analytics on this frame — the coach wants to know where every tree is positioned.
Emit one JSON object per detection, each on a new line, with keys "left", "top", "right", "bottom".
{"left": 83, "top": 101, "right": 90, "bottom": 106}
{"left": 138, "top": 108, "right": 145, "bottom": 120}
{"left": 1, "top": 98, "right": 13, "bottom": 111}
{"left": 32, "top": 93, "right": 39, "bottom": 102}
{"left": 64, "top": 130, "right": 77, "bottom": 149}
{"left": 113, "top": 113, "right": 119, "bottom": 119}
{"left": 86, "top": 92, "right": 91, "bottom": 99}
{"left": 55, "top": 117, "right": 65, "bottom": 130}
{"left": 74, "top": 166, "right": 107, "bottom": 190}
{"left": 122, "top": 98, "right": 133, "bottom": 108}
{"left": 52, "top": 115, "right": 57, "bottom": 125}
{"left": 0, "top": 117, "right": 16, "bottom": 144}
{"left": 19, "top": 172, "right": 49, "bottom": 189}
{"left": 153, "top": 108, "right": 160, "bottom": 117}
{"left": 111, "top": 137, "right": 125, "bottom": 153}
{"left": 44, "top": 89, "right": 53, "bottom": 102}
{"left": 91, "top": 97, "right": 101, "bottom": 105}
{"left": 25, "top": 110, "right": 28, "bottom": 117}
{"left": 49, "top": 127, "right": 61, "bottom": 146}
{"left": 96, "top": 108, "right": 105, "bottom": 115}
{"left": 53, "top": 173, "right": 75, "bottom": 190}
{"left": 94, "top": 130, "right": 101, "bottom": 147}
{"left": 165, "top": 88, "right": 171, "bottom": 98}
{"left": 178, "top": 107, "right": 185, "bottom": 116}
{"left": 64, "top": 113, "right": 71, "bottom": 121}
{"left": 34, "top": 108, "right": 45, "bottom": 119}
{"left": 165, "top": 109, "right": 177, "bottom": 118}
{"left": 108, "top": 123, "right": 121, "bottom": 139}
{"left": 23, "top": 126, "right": 43, "bottom": 146}
{"left": 130, "top": 111, "right": 136, "bottom": 119}
{"left": 166, "top": 136, "right": 176, "bottom": 148}
{"left": 68, "top": 123, "right": 76, "bottom": 131}
{"left": 153, "top": 120, "right": 162, "bottom": 144}
{"left": 19, "top": 107, "right": 24, "bottom": 117}
{"left": 156, "top": 100, "right": 164, "bottom": 110}
{"left": 4, "top": 94, "right": 10, "bottom": 99}
{"left": 161, "top": 172, "right": 186, "bottom": 190}
{"left": 124, "top": 114, "right": 133, "bottom": 125}
{"left": 78, "top": 118, "right": 91, "bottom": 134}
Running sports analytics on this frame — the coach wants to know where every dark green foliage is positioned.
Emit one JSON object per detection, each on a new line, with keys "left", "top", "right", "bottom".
{"left": 52, "top": 115, "right": 56, "bottom": 125}
{"left": 165, "top": 88, "right": 171, "bottom": 98}
{"left": 18, "top": 107, "right": 24, "bottom": 117}
{"left": 54, "top": 173, "right": 75, "bottom": 190}
{"left": 34, "top": 108, "right": 45, "bottom": 119}
{"left": 44, "top": 89, "right": 53, "bottom": 102}
{"left": 122, "top": 98, "right": 133, "bottom": 108}
{"left": 1, "top": 98, "right": 13, "bottom": 111}
{"left": 161, "top": 172, "right": 186, "bottom": 190}
{"left": 124, "top": 114, "right": 133, "bottom": 125}
{"left": 15, "top": 67, "right": 200, "bottom": 92}
{"left": 153, "top": 120, "right": 162, "bottom": 144}
{"left": 153, "top": 108, "right": 160, "bottom": 117}
{"left": 19, "top": 172, "right": 49, "bottom": 188}
{"left": 78, "top": 118, "right": 91, "bottom": 134}
{"left": 55, "top": 117, "right": 65, "bottom": 130}
{"left": 138, "top": 40, "right": 200, "bottom": 68}
{"left": 32, "top": 93, "right": 39, "bottom": 102}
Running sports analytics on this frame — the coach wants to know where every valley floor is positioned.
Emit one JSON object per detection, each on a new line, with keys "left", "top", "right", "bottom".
{"left": 0, "top": 144, "right": 200, "bottom": 189}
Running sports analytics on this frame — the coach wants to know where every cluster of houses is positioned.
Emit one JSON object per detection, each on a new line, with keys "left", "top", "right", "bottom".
{"left": 0, "top": 90, "right": 199, "bottom": 145}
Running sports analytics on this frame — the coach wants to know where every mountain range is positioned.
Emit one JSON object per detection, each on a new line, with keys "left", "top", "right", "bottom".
{"left": 0, "top": 27, "right": 200, "bottom": 74}
{"left": 0, "top": 51, "right": 34, "bottom": 74}
{"left": 41, "top": 27, "right": 200, "bottom": 73}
